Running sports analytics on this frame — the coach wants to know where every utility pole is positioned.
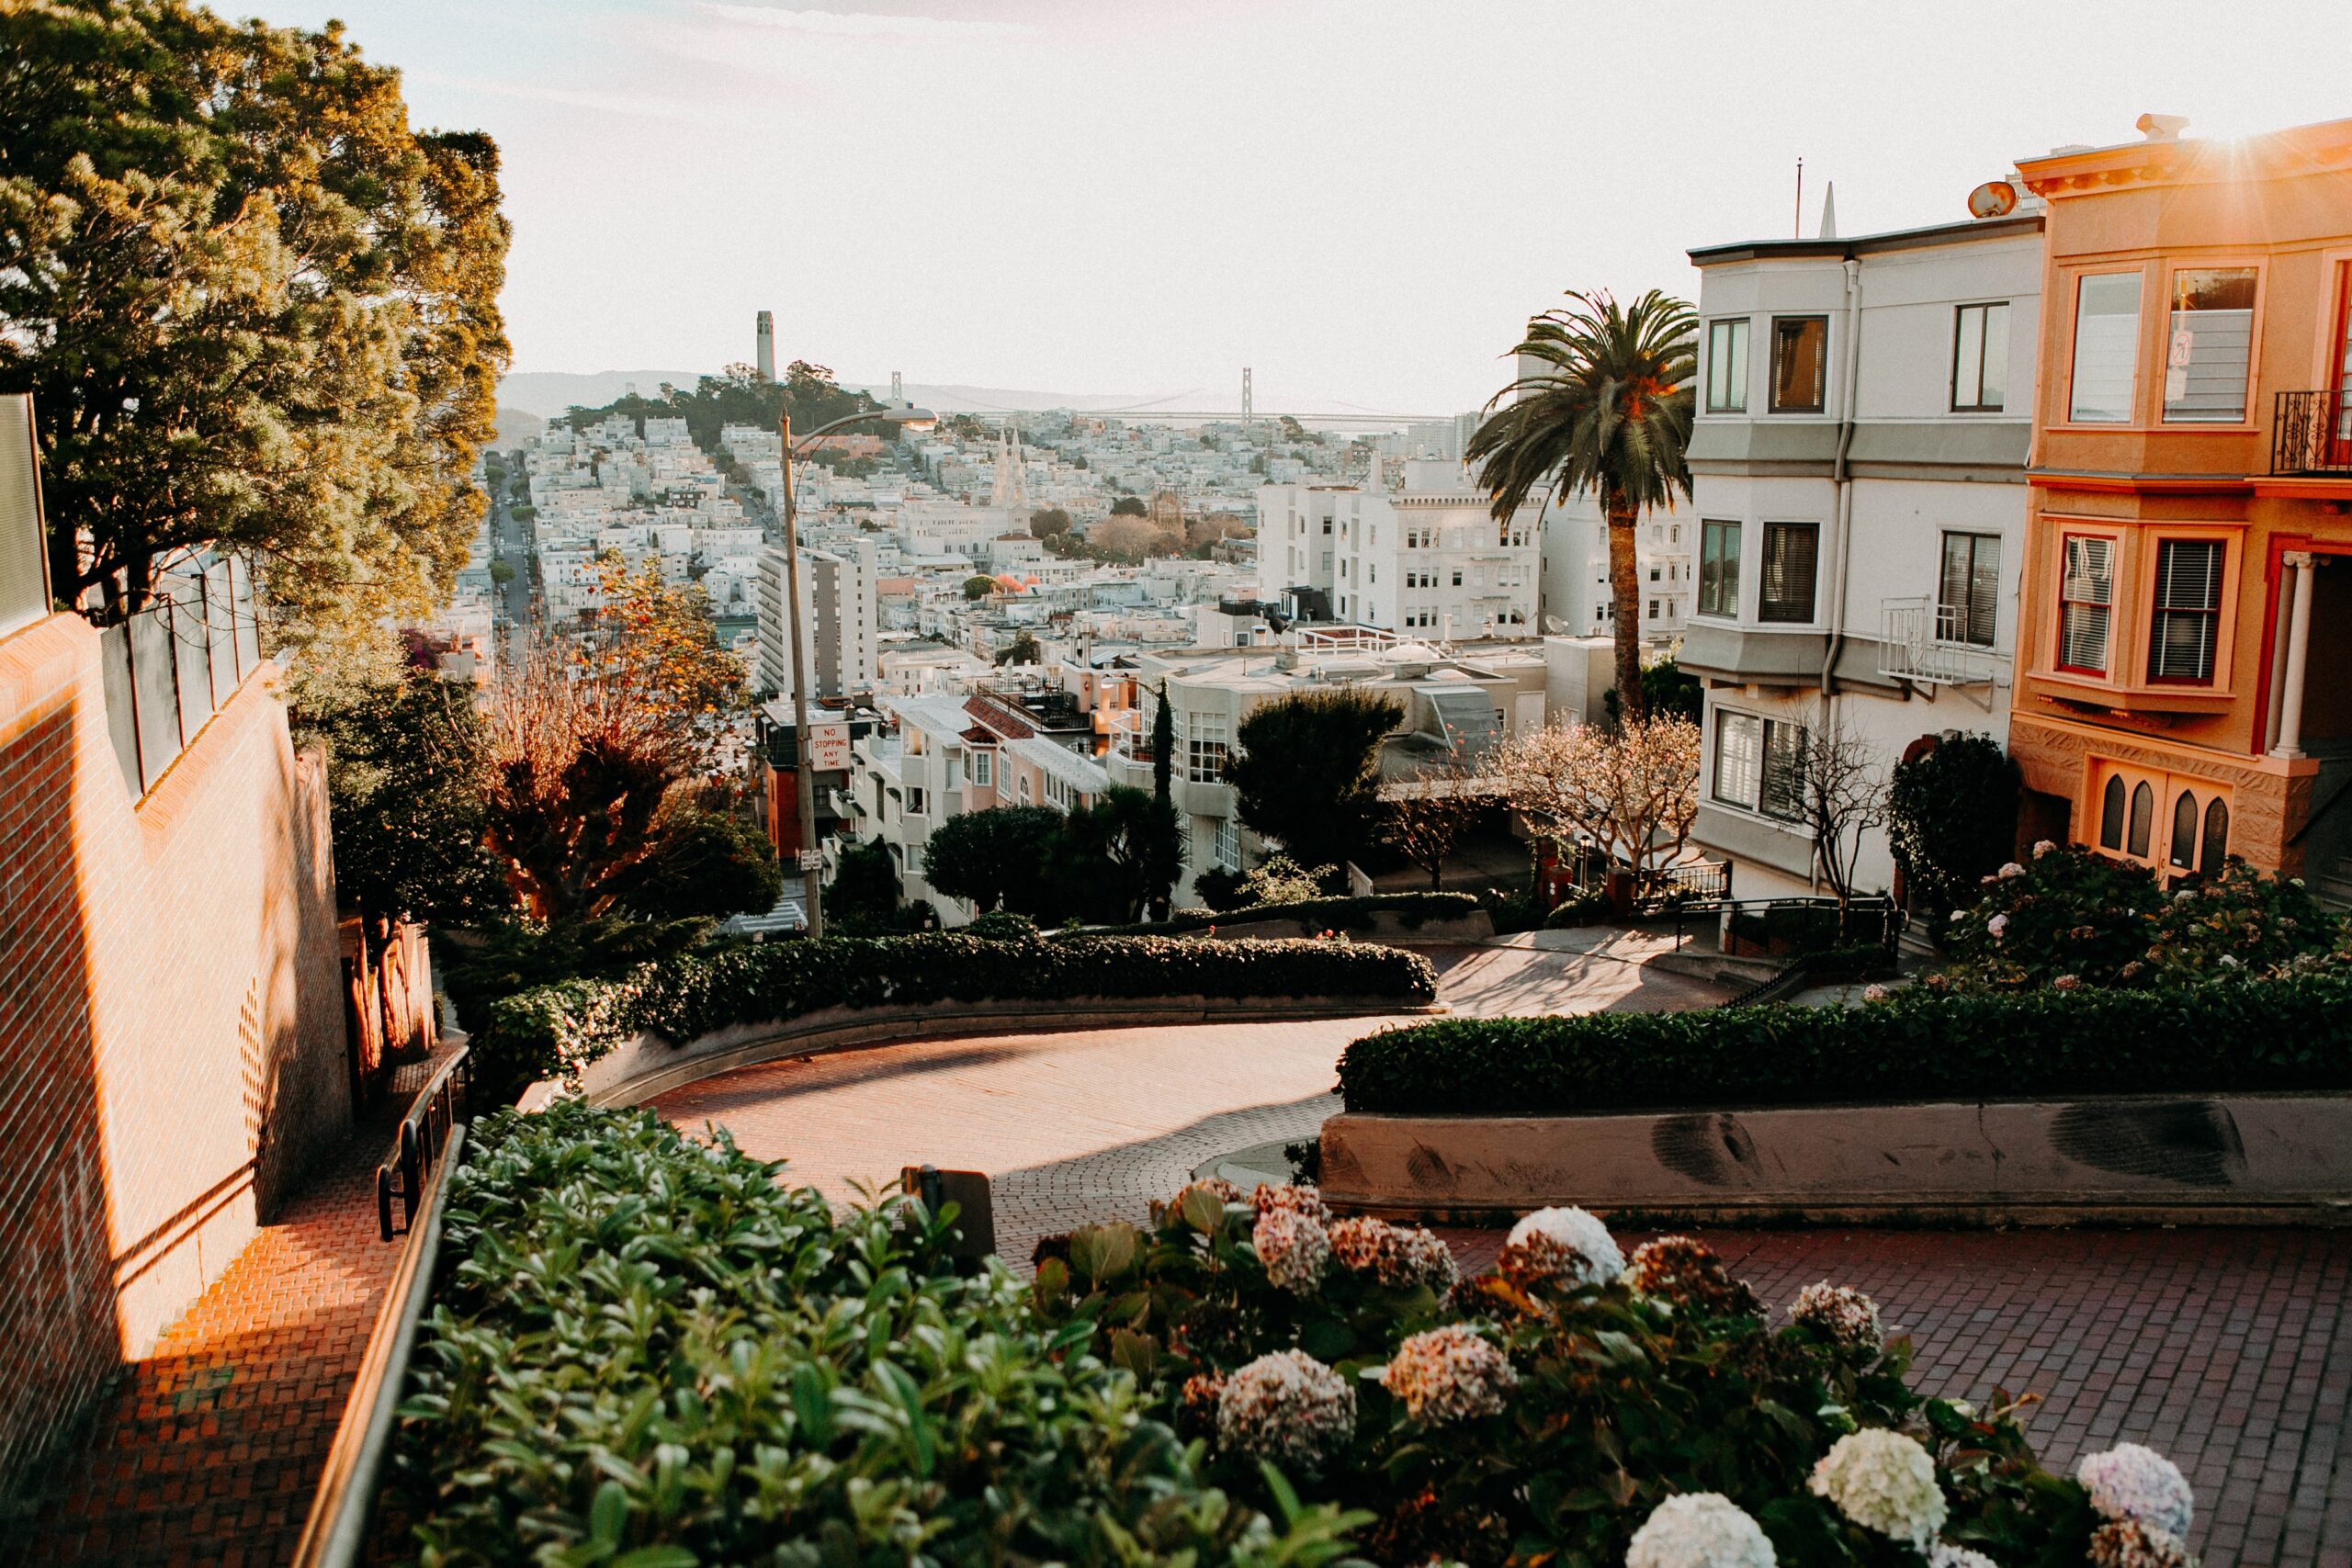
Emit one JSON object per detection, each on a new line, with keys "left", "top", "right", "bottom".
{"left": 778, "top": 409, "right": 824, "bottom": 939}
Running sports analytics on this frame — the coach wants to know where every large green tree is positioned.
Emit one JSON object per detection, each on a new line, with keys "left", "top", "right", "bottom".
{"left": 0, "top": 1, "right": 510, "bottom": 658}
{"left": 922, "top": 805, "right": 1063, "bottom": 916}
{"left": 1225, "top": 689, "right": 1403, "bottom": 876}
{"left": 1057, "top": 786, "right": 1183, "bottom": 924}
{"left": 1466, "top": 290, "right": 1694, "bottom": 719}
{"left": 561, "top": 360, "right": 877, "bottom": 454}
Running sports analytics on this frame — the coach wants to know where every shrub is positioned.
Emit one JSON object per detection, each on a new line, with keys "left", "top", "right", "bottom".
{"left": 1886, "top": 734, "right": 2019, "bottom": 915}
{"left": 470, "top": 931, "right": 1438, "bottom": 1099}
{"left": 963, "top": 908, "right": 1040, "bottom": 941}
{"left": 1091, "top": 892, "right": 1481, "bottom": 938}
{"left": 1193, "top": 864, "right": 1250, "bottom": 910}
{"left": 1241, "top": 854, "right": 1336, "bottom": 907}
{"left": 1335, "top": 967, "right": 2352, "bottom": 1115}
{"left": 1544, "top": 887, "right": 1614, "bottom": 928}
{"left": 1940, "top": 845, "right": 2335, "bottom": 991}
{"left": 386, "top": 1103, "right": 1372, "bottom": 1567}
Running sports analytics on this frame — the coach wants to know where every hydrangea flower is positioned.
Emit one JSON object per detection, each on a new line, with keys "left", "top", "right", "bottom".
{"left": 1987, "top": 914, "right": 2009, "bottom": 940}
{"left": 1328, "top": 1216, "right": 1457, "bottom": 1291}
{"left": 1623, "top": 1235, "right": 1760, "bottom": 1318}
{"left": 1808, "top": 1429, "right": 1947, "bottom": 1547}
{"left": 2076, "top": 1444, "right": 2194, "bottom": 1540}
{"left": 1380, "top": 1325, "right": 1519, "bottom": 1424}
{"left": 1215, "top": 1350, "right": 1354, "bottom": 1472}
{"left": 1928, "top": 1544, "right": 1999, "bottom": 1568}
{"left": 2053, "top": 974, "right": 2082, "bottom": 990}
{"left": 1498, "top": 1205, "right": 1623, "bottom": 1287}
{"left": 1790, "top": 1282, "right": 1884, "bottom": 1352}
{"left": 1862, "top": 983, "right": 1890, "bottom": 1002}
{"left": 2033, "top": 840, "right": 2057, "bottom": 857}
{"left": 1998, "top": 862, "right": 2026, "bottom": 879}
{"left": 1949, "top": 908, "right": 1966, "bottom": 922}
{"left": 2087, "top": 1520, "right": 2199, "bottom": 1568}
{"left": 1251, "top": 1181, "right": 1330, "bottom": 1224}
{"left": 1624, "top": 1493, "right": 1778, "bottom": 1568}
{"left": 1252, "top": 1207, "right": 1331, "bottom": 1294}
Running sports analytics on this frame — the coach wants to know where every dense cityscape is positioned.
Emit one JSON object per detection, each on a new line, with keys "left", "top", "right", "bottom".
{"left": 0, "top": 4, "right": 2347, "bottom": 1568}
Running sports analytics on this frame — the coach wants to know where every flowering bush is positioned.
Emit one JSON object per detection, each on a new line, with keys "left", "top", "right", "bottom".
{"left": 2076, "top": 1443, "right": 2194, "bottom": 1540}
{"left": 1624, "top": 1494, "right": 1777, "bottom": 1568}
{"left": 1328, "top": 1216, "right": 1457, "bottom": 1292}
{"left": 1808, "top": 1428, "right": 1948, "bottom": 1546}
{"left": 1254, "top": 1206, "right": 1333, "bottom": 1295}
{"left": 1791, "top": 1282, "right": 1884, "bottom": 1353}
{"left": 2088, "top": 1518, "right": 2199, "bottom": 1567}
{"left": 1939, "top": 846, "right": 2335, "bottom": 994}
{"left": 1623, "top": 1235, "right": 1763, "bottom": 1318}
{"left": 1216, "top": 1349, "right": 1357, "bottom": 1472}
{"left": 1379, "top": 1325, "right": 1518, "bottom": 1425}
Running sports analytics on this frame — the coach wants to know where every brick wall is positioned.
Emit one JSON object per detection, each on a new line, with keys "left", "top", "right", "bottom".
{"left": 0, "top": 613, "right": 348, "bottom": 1485}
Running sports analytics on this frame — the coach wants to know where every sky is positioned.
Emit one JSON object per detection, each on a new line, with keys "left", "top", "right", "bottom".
{"left": 246, "top": 0, "right": 2352, "bottom": 416}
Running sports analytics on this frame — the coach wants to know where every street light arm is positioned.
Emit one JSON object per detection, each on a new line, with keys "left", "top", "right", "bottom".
{"left": 788, "top": 406, "right": 936, "bottom": 456}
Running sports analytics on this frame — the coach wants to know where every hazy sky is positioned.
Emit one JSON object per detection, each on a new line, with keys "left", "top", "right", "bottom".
{"left": 248, "top": 0, "right": 2352, "bottom": 414}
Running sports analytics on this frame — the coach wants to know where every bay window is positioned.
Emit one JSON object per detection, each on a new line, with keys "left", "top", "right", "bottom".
{"left": 2147, "top": 538, "right": 2223, "bottom": 683}
{"left": 2162, "top": 267, "right": 2257, "bottom": 423}
{"left": 2068, "top": 273, "right": 2142, "bottom": 423}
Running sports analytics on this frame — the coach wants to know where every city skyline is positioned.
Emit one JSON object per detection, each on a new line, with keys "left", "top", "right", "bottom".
{"left": 244, "top": 0, "right": 2352, "bottom": 412}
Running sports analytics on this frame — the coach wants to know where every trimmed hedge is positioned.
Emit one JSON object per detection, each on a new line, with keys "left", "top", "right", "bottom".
{"left": 1091, "top": 891, "right": 1483, "bottom": 938}
{"left": 474, "top": 931, "right": 1438, "bottom": 1101}
{"left": 1337, "top": 969, "right": 2352, "bottom": 1115}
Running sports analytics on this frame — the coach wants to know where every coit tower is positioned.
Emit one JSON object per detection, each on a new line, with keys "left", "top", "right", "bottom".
{"left": 755, "top": 310, "right": 775, "bottom": 381}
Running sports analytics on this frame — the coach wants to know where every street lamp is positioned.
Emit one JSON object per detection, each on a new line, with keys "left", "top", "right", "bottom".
{"left": 778, "top": 400, "right": 935, "bottom": 938}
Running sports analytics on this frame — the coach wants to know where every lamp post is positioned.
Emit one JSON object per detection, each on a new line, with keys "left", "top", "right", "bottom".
{"left": 779, "top": 400, "right": 934, "bottom": 938}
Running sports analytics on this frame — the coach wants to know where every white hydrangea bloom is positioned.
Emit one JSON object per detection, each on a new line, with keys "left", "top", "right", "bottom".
{"left": 1624, "top": 1493, "right": 1777, "bottom": 1568}
{"left": 2076, "top": 1443, "right": 2194, "bottom": 1540}
{"left": 1505, "top": 1205, "right": 1623, "bottom": 1286}
{"left": 2033, "top": 840, "right": 2057, "bottom": 857}
{"left": 1252, "top": 1207, "right": 1331, "bottom": 1294}
{"left": 1928, "top": 1544, "right": 2000, "bottom": 1568}
{"left": 1998, "top": 862, "right": 2026, "bottom": 879}
{"left": 1380, "top": 1325, "right": 1519, "bottom": 1425}
{"left": 1215, "top": 1349, "right": 1355, "bottom": 1471}
{"left": 1809, "top": 1429, "right": 1947, "bottom": 1547}
{"left": 1862, "top": 984, "right": 1891, "bottom": 1003}
{"left": 1986, "top": 913, "right": 2009, "bottom": 939}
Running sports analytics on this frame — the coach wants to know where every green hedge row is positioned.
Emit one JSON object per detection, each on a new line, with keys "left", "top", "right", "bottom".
{"left": 1091, "top": 891, "right": 1484, "bottom": 938}
{"left": 1337, "top": 969, "right": 2352, "bottom": 1115}
{"left": 473, "top": 931, "right": 1438, "bottom": 1101}
{"left": 386, "top": 1103, "right": 1366, "bottom": 1565}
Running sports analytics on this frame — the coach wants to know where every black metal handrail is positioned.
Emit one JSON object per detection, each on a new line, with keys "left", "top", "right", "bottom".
{"left": 2271, "top": 389, "right": 2352, "bottom": 476}
{"left": 378, "top": 1045, "right": 469, "bottom": 1242}
{"left": 292, "top": 1118, "right": 466, "bottom": 1568}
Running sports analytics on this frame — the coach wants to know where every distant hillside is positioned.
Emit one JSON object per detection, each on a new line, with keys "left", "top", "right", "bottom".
{"left": 497, "top": 370, "right": 704, "bottom": 418}
{"left": 498, "top": 370, "right": 1430, "bottom": 424}
{"left": 491, "top": 405, "right": 544, "bottom": 450}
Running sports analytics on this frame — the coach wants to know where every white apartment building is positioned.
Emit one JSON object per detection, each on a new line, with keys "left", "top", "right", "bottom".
{"left": 1255, "top": 459, "right": 1541, "bottom": 638}
{"left": 756, "top": 535, "right": 878, "bottom": 701}
{"left": 1535, "top": 492, "right": 1690, "bottom": 639}
{"left": 1680, "top": 204, "right": 2043, "bottom": 897}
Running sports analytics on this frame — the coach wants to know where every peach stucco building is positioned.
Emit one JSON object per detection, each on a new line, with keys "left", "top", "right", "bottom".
{"left": 2007, "top": 118, "right": 2352, "bottom": 886}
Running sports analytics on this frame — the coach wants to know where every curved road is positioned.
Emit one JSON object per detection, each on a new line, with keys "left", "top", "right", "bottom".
{"left": 650, "top": 931, "right": 2352, "bottom": 1568}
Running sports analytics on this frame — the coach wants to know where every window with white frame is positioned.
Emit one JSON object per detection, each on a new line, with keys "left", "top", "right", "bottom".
{"left": 1183, "top": 710, "right": 1227, "bottom": 783}
{"left": 966, "top": 748, "right": 992, "bottom": 786}
{"left": 1951, "top": 301, "right": 2009, "bottom": 412}
{"left": 2163, "top": 268, "right": 2257, "bottom": 423}
{"left": 1706, "top": 318, "right": 1750, "bottom": 413}
{"left": 2069, "top": 273, "right": 2142, "bottom": 423}
{"left": 1713, "top": 710, "right": 1806, "bottom": 821}
{"left": 1215, "top": 815, "right": 1240, "bottom": 870}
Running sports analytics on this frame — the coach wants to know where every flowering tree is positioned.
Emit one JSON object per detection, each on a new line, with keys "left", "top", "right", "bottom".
{"left": 1381, "top": 750, "right": 1502, "bottom": 890}
{"left": 584, "top": 555, "right": 747, "bottom": 773}
{"left": 1495, "top": 715, "right": 1699, "bottom": 893}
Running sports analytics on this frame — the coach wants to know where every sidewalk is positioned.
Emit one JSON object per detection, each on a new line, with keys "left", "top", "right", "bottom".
{"left": 0, "top": 1062, "right": 438, "bottom": 1567}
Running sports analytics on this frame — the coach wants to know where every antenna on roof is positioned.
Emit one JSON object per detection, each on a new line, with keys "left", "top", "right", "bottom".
{"left": 1793, "top": 157, "right": 1804, "bottom": 239}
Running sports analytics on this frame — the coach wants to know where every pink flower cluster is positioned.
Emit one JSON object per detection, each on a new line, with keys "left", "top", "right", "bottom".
{"left": 1380, "top": 1325, "right": 1519, "bottom": 1425}
{"left": 1790, "top": 1281, "right": 1884, "bottom": 1352}
{"left": 1328, "top": 1216, "right": 1458, "bottom": 1292}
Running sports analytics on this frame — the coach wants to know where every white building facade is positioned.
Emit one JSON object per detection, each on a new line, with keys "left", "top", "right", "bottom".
{"left": 756, "top": 535, "right": 878, "bottom": 701}
{"left": 1679, "top": 209, "right": 2044, "bottom": 897}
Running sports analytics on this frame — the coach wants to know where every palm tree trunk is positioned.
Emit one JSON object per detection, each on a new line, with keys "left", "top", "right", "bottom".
{"left": 1606, "top": 498, "right": 1644, "bottom": 722}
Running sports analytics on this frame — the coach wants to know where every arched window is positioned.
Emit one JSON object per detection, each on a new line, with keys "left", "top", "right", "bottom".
{"left": 2099, "top": 774, "right": 2127, "bottom": 851}
{"left": 2201, "top": 797, "right": 2231, "bottom": 873}
{"left": 2169, "top": 791, "right": 2199, "bottom": 869}
{"left": 2127, "top": 781, "right": 2155, "bottom": 859}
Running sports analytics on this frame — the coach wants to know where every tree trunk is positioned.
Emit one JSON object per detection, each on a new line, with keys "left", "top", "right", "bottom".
{"left": 1606, "top": 497, "right": 1643, "bottom": 722}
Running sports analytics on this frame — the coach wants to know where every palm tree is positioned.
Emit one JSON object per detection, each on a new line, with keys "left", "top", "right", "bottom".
{"left": 1466, "top": 290, "right": 1696, "bottom": 720}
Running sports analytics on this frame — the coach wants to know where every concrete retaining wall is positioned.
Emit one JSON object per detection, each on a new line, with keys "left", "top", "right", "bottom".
{"left": 525, "top": 992, "right": 1441, "bottom": 1111}
{"left": 1185, "top": 910, "right": 1495, "bottom": 944}
{"left": 1318, "top": 1094, "right": 2352, "bottom": 1225}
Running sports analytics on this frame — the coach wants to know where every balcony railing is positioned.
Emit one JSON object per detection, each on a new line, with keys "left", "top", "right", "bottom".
{"left": 1878, "top": 597, "right": 1996, "bottom": 688}
{"left": 2271, "top": 389, "right": 2352, "bottom": 476}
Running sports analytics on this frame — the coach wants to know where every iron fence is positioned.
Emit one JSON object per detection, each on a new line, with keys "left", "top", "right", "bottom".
{"left": 2272, "top": 389, "right": 2352, "bottom": 476}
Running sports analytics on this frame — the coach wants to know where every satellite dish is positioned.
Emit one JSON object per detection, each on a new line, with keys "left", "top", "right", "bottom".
{"left": 1967, "top": 180, "right": 2019, "bottom": 219}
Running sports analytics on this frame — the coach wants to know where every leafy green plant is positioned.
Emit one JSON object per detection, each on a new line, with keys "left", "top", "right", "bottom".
{"left": 1885, "top": 734, "right": 2020, "bottom": 915}
{"left": 388, "top": 1104, "right": 1374, "bottom": 1568}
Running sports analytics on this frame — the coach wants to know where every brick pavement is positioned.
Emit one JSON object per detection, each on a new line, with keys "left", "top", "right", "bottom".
{"left": 0, "top": 1083, "right": 423, "bottom": 1567}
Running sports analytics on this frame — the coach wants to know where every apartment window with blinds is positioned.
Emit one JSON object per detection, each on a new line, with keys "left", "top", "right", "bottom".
{"left": 2163, "top": 268, "right": 2257, "bottom": 423}
{"left": 1184, "top": 711, "right": 1227, "bottom": 784}
{"left": 1713, "top": 711, "right": 1806, "bottom": 821}
{"left": 2069, "top": 273, "right": 2143, "bottom": 423}
{"left": 1706, "top": 319, "right": 1749, "bottom": 412}
{"left": 2148, "top": 538, "right": 2224, "bottom": 682}
{"left": 1698, "top": 519, "right": 1740, "bottom": 617}
{"left": 1951, "top": 302, "right": 2009, "bottom": 412}
{"left": 1758, "top": 522, "right": 1818, "bottom": 623}
{"left": 1770, "top": 316, "right": 1828, "bottom": 412}
{"left": 1938, "top": 532, "right": 2000, "bottom": 648}
{"left": 2058, "top": 536, "right": 2116, "bottom": 674}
